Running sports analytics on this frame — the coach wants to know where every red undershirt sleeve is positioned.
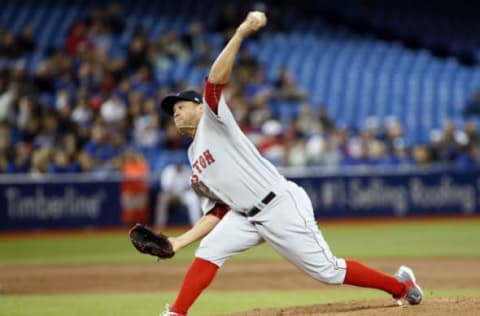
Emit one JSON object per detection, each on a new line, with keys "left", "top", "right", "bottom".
{"left": 207, "top": 203, "right": 230, "bottom": 220}
{"left": 204, "top": 78, "right": 225, "bottom": 114}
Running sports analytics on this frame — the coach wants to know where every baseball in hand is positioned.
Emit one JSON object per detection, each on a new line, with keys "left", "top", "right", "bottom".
{"left": 250, "top": 11, "right": 267, "bottom": 25}
{"left": 238, "top": 11, "right": 267, "bottom": 37}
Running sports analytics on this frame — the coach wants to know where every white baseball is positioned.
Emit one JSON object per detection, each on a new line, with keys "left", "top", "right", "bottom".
{"left": 250, "top": 11, "right": 266, "bottom": 23}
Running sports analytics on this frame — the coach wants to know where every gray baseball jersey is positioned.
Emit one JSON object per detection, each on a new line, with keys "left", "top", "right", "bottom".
{"left": 188, "top": 94, "right": 288, "bottom": 215}
{"left": 191, "top": 94, "right": 347, "bottom": 284}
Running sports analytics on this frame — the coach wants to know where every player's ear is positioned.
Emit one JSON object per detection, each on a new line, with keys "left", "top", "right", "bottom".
{"left": 197, "top": 103, "right": 204, "bottom": 114}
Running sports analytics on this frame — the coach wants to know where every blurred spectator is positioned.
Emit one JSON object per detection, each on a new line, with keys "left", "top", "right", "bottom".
{"left": 183, "top": 21, "right": 205, "bottom": 53}
{"left": 19, "top": 115, "right": 41, "bottom": 144}
{"left": 126, "top": 35, "right": 150, "bottom": 73}
{"left": 295, "top": 104, "right": 324, "bottom": 136}
{"left": 17, "top": 24, "right": 36, "bottom": 54}
{"left": 131, "top": 65, "right": 157, "bottom": 97}
{"left": 106, "top": 1, "right": 125, "bottom": 35}
{"left": 163, "top": 120, "right": 189, "bottom": 149}
{"left": 257, "top": 119, "right": 285, "bottom": 164}
{"left": 6, "top": 142, "right": 31, "bottom": 173}
{"left": 182, "top": 22, "right": 214, "bottom": 69}
{"left": 342, "top": 131, "right": 369, "bottom": 166}
{"left": 155, "top": 163, "right": 201, "bottom": 228}
{"left": 55, "top": 88, "right": 70, "bottom": 111}
{"left": 463, "top": 89, "right": 480, "bottom": 117}
{"left": 306, "top": 135, "right": 342, "bottom": 166}
{"left": 383, "top": 116, "right": 404, "bottom": 151}
{"left": 160, "top": 31, "right": 191, "bottom": 62}
{"left": 48, "top": 148, "right": 81, "bottom": 173}
{"left": 57, "top": 103, "right": 77, "bottom": 134}
{"left": 0, "top": 30, "right": 21, "bottom": 59}
{"left": 366, "top": 139, "right": 389, "bottom": 165}
{"left": 412, "top": 145, "right": 433, "bottom": 166}
{"left": 191, "top": 43, "right": 214, "bottom": 69}
{"left": 317, "top": 105, "right": 336, "bottom": 133}
{"left": 133, "top": 98, "right": 162, "bottom": 148}
{"left": 82, "top": 123, "right": 119, "bottom": 170}
{"left": 76, "top": 61, "right": 96, "bottom": 91}
{"left": 111, "top": 133, "right": 126, "bottom": 169}
{"left": 100, "top": 94, "right": 127, "bottom": 127}
{"left": 243, "top": 67, "right": 270, "bottom": 107}
{"left": 48, "top": 50, "right": 72, "bottom": 77}
{"left": 237, "top": 49, "right": 261, "bottom": 88}
{"left": 71, "top": 96, "right": 94, "bottom": 128}
{"left": 363, "top": 116, "right": 381, "bottom": 140}
{"left": 430, "top": 120, "right": 463, "bottom": 163}
{"left": 456, "top": 142, "right": 477, "bottom": 169}
{"left": 0, "top": 124, "right": 11, "bottom": 172}
{"left": 54, "top": 70, "right": 76, "bottom": 94}
{"left": 0, "top": 158, "right": 5, "bottom": 173}
{"left": 88, "top": 15, "right": 114, "bottom": 60}
{"left": 387, "top": 138, "right": 414, "bottom": 166}
{"left": 30, "top": 147, "right": 52, "bottom": 174}
{"left": 33, "top": 62, "right": 55, "bottom": 93}
{"left": 125, "top": 90, "right": 142, "bottom": 127}
{"left": 134, "top": 114, "right": 161, "bottom": 148}
{"left": 150, "top": 41, "right": 172, "bottom": 74}
{"left": 283, "top": 138, "right": 308, "bottom": 166}
{"left": 273, "top": 68, "right": 308, "bottom": 101}
{"left": 34, "top": 110, "right": 59, "bottom": 149}
{"left": 463, "top": 121, "right": 480, "bottom": 161}
{"left": 65, "top": 22, "right": 93, "bottom": 56}
{"left": 121, "top": 149, "right": 150, "bottom": 225}
{"left": 77, "top": 150, "right": 94, "bottom": 172}
{"left": 0, "top": 80, "right": 18, "bottom": 123}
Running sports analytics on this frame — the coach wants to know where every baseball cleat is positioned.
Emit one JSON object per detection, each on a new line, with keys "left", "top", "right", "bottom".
{"left": 394, "top": 265, "right": 423, "bottom": 305}
{"left": 161, "top": 304, "right": 186, "bottom": 316}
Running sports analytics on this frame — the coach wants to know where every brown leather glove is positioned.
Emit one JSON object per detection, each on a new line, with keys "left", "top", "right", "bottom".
{"left": 129, "top": 224, "right": 175, "bottom": 259}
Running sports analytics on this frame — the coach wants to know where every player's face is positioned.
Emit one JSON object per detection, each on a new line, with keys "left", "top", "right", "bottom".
{"left": 173, "top": 101, "right": 202, "bottom": 134}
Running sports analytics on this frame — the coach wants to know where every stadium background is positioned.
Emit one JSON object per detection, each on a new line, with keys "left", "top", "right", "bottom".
{"left": 2, "top": 0, "right": 480, "bottom": 228}
{"left": 0, "top": 1, "right": 479, "bottom": 315}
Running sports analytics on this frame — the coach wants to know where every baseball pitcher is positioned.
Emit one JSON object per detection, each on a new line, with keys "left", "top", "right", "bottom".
{"left": 129, "top": 11, "right": 423, "bottom": 316}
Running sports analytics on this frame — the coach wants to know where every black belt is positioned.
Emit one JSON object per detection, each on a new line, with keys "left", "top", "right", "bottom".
{"left": 246, "top": 192, "right": 276, "bottom": 217}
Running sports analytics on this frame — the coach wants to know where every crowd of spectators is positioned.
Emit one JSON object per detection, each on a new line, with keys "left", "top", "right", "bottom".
{"left": 0, "top": 2, "right": 479, "bottom": 175}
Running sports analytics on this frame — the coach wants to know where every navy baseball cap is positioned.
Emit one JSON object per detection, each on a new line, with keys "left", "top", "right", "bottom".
{"left": 161, "top": 90, "right": 203, "bottom": 116}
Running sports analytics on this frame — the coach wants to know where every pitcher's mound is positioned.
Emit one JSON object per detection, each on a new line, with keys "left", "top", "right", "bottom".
{"left": 218, "top": 296, "right": 479, "bottom": 316}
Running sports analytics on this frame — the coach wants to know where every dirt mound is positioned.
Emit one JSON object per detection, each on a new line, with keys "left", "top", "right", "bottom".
{"left": 217, "top": 296, "right": 480, "bottom": 316}
{"left": 1, "top": 258, "right": 479, "bottom": 316}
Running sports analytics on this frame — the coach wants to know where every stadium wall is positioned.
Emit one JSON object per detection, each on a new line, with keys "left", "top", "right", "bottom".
{"left": 1, "top": 167, "right": 479, "bottom": 230}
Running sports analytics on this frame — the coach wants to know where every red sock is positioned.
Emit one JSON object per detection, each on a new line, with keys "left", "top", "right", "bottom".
{"left": 171, "top": 257, "right": 219, "bottom": 314}
{"left": 344, "top": 260, "right": 405, "bottom": 298}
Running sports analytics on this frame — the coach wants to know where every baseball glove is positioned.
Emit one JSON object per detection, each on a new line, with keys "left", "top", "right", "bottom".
{"left": 129, "top": 223, "right": 175, "bottom": 259}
